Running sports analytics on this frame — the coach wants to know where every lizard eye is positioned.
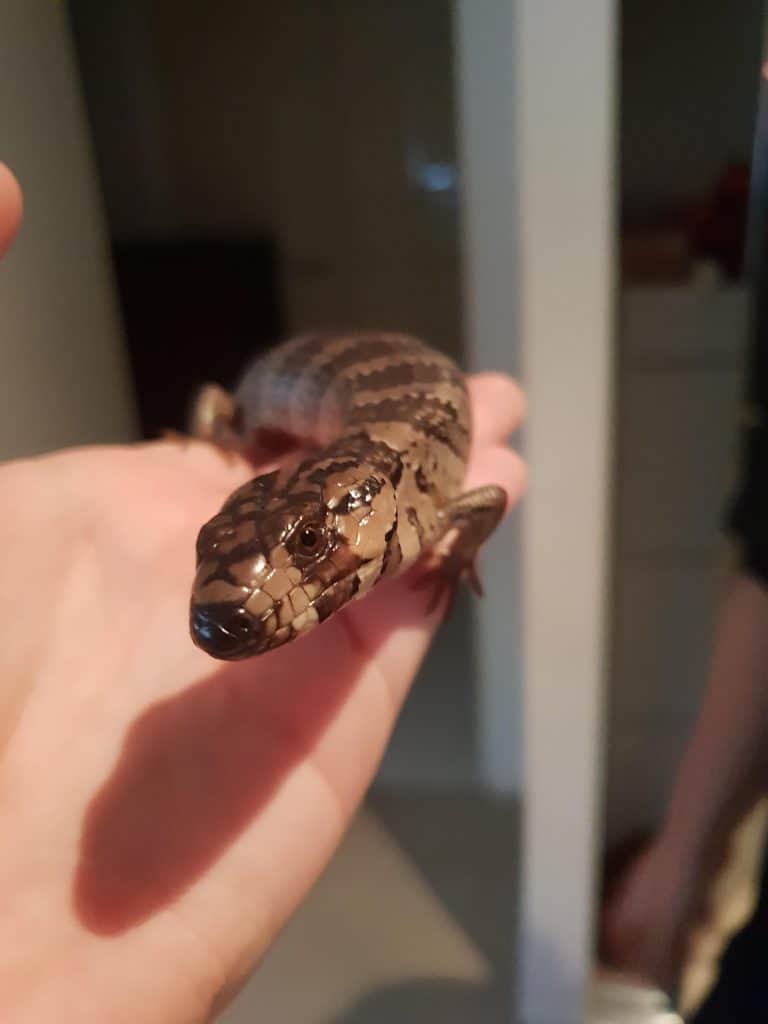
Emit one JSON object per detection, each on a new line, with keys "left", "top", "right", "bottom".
{"left": 300, "top": 526, "right": 319, "bottom": 549}
{"left": 293, "top": 521, "right": 325, "bottom": 557}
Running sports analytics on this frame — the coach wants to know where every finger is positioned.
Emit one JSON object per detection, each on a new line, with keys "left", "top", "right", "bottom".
{"left": 467, "top": 372, "right": 525, "bottom": 446}
{"left": 0, "top": 164, "right": 22, "bottom": 258}
{"left": 466, "top": 442, "right": 527, "bottom": 508}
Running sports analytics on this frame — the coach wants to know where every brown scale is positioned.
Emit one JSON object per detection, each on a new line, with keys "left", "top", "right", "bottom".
{"left": 189, "top": 331, "right": 507, "bottom": 660}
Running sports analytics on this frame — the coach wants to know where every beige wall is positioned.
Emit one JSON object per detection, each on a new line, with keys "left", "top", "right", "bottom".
{"left": 0, "top": 1, "right": 137, "bottom": 460}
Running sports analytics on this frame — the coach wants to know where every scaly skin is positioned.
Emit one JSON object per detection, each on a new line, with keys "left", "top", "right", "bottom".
{"left": 190, "top": 333, "right": 507, "bottom": 659}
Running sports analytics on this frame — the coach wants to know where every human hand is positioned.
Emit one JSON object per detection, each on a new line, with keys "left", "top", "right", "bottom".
{"left": 0, "top": 165, "right": 526, "bottom": 1023}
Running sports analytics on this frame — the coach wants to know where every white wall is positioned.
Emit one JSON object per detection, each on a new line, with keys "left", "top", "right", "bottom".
{"left": 0, "top": 1, "right": 137, "bottom": 460}
{"left": 514, "top": 0, "right": 617, "bottom": 1020}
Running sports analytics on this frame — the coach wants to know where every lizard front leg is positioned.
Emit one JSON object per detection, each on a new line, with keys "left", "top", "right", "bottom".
{"left": 413, "top": 484, "right": 507, "bottom": 616}
{"left": 161, "top": 383, "right": 246, "bottom": 461}
{"left": 189, "top": 383, "right": 247, "bottom": 454}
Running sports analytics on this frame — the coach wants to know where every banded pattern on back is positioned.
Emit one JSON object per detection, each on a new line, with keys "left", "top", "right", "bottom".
{"left": 189, "top": 331, "right": 490, "bottom": 661}
{"left": 235, "top": 331, "right": 470, "bottom": 498}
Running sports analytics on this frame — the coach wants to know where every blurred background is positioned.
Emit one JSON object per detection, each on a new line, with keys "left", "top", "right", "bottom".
{"left": 1, "top": 0, "right": 765, "bottom": 1021}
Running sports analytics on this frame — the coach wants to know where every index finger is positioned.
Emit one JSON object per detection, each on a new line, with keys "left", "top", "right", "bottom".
{"left": 468, "top": 371, "right": 526, "bottom": 446}
{"left": 0, "top": 163, "right": 22, "bottom": 258}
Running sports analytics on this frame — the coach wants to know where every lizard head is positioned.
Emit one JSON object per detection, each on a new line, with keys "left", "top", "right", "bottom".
{"left": 190, "top": 458, "right": 399, "bottom": 660}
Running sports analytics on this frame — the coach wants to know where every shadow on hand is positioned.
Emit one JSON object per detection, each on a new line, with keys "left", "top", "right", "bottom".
{"left": 73, "top": 614, "right": 372, "bottom": 936}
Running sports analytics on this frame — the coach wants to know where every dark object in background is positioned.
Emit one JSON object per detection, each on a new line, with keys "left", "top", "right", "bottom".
{"left": 620, "top": 163, "right": 754, "bottom": 283}
{"left": 112, "top": 239, "right": 282, "bottom": 439}
{"left": 685, "top": 162, "right": 751, "bottom": 279}
{"left": 690, "top": 843, "right": 768, "bottom": 1023}
{"left": 620, "top": 228, "right": 691, "bottom": 283}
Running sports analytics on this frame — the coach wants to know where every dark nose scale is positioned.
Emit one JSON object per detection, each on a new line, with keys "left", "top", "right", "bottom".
{"left": 190, "top": 603, "right": 256, "bottom": 660}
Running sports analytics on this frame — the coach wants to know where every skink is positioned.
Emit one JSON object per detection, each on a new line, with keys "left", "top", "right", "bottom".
{"left": 189, "top": 331, "right": 506, "bottom": 660}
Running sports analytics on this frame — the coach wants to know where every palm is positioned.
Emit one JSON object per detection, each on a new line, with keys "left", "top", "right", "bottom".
{"left": 0, "top": 376, "right": 523, "bottom": 1022}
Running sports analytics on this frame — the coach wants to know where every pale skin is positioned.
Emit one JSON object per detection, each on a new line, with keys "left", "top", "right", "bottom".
{"left": 0, "top": 165, "right": 526, "bottom": 1022}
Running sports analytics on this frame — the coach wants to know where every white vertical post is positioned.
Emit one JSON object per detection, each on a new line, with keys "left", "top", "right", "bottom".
{"left": 456, "top": 0, "right": 617, "bottom": 1020}
{"left": 455, "top": 0, "right": 522, "bottom": 793}
{"left": 516, "top": 2, "right": 616, "bottom": 1022}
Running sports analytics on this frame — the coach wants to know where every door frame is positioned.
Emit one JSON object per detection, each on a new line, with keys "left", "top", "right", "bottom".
{"left": 455, "top": 1, "right": 617, "bottom": 1019}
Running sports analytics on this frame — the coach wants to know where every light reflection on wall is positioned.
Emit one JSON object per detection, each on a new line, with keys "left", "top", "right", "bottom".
{"left": 406, "top": 146, "right": 458, "bottom": 203}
